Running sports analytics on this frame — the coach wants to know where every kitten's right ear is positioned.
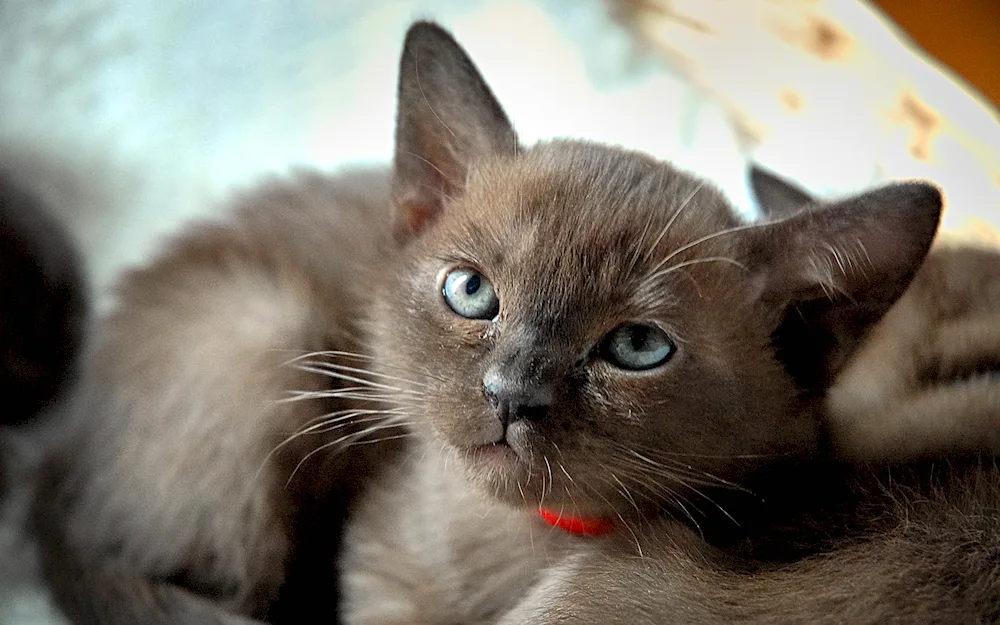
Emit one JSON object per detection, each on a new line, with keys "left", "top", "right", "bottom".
{"left": 392, "top": 21, "right": 519, "bottom": 243}
{"left": 750, "top": 165, "right": 816, "bottom": 221}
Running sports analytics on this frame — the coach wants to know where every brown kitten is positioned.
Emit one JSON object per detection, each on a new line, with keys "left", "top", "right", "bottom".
{"left": 338, "top": 22, "right": 950, "bottom": 625}
{"left": 34, "top": 170, "right": 400, "bottom": 624}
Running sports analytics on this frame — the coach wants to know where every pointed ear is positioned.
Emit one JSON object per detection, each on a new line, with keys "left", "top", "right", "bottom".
{"left": 748, "top": 182, "right": 942, "bottom": 389}
{"left": 750, "top": 165, "right": 816, "bottom": 220}
{"left": 392, "top": 21, "right": 519, "bottom": 243}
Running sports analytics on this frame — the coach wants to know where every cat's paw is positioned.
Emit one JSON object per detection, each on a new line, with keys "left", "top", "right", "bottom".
{"left": 827, "top": 244, "right": 1000, "bottom": 460}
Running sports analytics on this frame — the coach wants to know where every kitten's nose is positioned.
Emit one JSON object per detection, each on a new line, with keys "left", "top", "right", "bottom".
{"left": 483, "top": 374, "right": 552, "bottom": 427}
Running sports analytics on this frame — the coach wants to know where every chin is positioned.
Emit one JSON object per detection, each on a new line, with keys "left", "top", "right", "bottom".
{"left": 456, "top": 443, "right": 599, "bottom": 514}
{"left": 456, "top": 442, "right": 540, "bottom": 507}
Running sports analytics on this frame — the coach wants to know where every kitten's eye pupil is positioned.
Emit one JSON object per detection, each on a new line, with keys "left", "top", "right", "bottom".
{"left": 630, "top": 326, "right": 649, "bottom": 351}
{"left": 442, "top": 267, "right": 499, "bottom": 320}
{"left": 465, "top": 274, "right": 481, "bottom": 295}
{"left": 600, "top": 323, "right": 674, "bottom": 371}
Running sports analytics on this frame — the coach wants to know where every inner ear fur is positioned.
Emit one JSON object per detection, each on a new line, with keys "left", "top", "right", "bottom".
{"left": 392, "top": 21, "right": 519, "bottom": 243}
{"left": 749, "top": 182, "right": 942, "bottom": 390}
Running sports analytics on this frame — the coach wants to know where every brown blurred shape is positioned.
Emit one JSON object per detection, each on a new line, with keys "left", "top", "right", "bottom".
{"left": 873, "top": 0, "right": 1000, "bottom": 108}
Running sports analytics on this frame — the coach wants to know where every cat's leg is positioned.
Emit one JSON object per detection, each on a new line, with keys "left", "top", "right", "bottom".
{"left": 32, "top": 227, "right": 360, "bottom": 624}
{"left": 829, "top": 333, "right": 1000, "bottom": 461}
{"left": 339, "top": 454, "right": 458, "bottom": 625}
{"left": 492, "top": 531, "right": 721, "bottom": 625}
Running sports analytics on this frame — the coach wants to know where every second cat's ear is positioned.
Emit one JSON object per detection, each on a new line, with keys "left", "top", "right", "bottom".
{"left": 749, "top": 165, "right": 816, "bottom": 220}
{"left": 748, "top": 182, "right": 942, "bottom": 387}
{"left": 392, "top": 21, "right": 519, "bottom": 243}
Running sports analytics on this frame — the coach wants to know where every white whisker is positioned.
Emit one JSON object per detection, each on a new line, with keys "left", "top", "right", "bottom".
{"left": 647, "top": 221, "right": 770, "bottom": 278}
{"left": 294, "top": 365, "right": 420, "bottom": 394}
{"left": 646, "top": 256, "right": 748, "bottom": 283}
{"left": 645, "top": 181, "right": 705, "bottom": 261}
{"left": 284, "top": 422, "right": 415, "bottom": 486}
{"left": 296, "top": 360, "right": 433, "bottom": 388}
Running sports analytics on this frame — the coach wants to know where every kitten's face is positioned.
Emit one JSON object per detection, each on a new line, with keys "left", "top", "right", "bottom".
{"left": 371, "top": 143, "right": 813, "bottom": 514}
{"left": 367, "top": 22, "right": 940, "bottom": 518}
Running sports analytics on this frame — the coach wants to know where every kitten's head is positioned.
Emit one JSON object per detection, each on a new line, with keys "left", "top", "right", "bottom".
{"left": 368, "top": 22, "right": 941, "bottom": 517}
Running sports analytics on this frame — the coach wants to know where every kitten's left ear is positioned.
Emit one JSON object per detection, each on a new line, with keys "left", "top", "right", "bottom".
{"left": 749, "top": 165, "right": 816, "bottom": 220}
{"left": 749, "top": 182, "right": 942, "bottom": 387}
{"left": 392, "top": 21, "right": 519, "bottom": 243}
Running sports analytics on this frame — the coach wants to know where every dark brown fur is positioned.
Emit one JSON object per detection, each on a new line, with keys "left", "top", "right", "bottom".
{"left": 0, "top": 174, "right": 87, "bottom": 425}
{"left": 501, "top": 459, "right": 1000, "bottom": 624}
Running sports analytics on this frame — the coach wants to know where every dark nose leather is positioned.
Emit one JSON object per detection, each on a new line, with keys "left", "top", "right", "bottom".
{"left": 483, "top": 375, "right": 552, "bottom": 427}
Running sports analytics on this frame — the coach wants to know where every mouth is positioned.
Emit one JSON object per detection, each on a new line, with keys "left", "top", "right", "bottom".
{"left": 460, "top": 438, "right": 539, "bottom": 508}
{"left": 471, "top": 419, "right": 537, "bottom": 461}
{"left": 468, "top": 439, "right": 520, "bottom": 466}
{"left": 455, "top": 422, "right": 547, "bottom": 505}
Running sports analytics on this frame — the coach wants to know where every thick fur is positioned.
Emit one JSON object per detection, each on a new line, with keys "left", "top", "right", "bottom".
{"left": 34, "top": 171, "right": 399, "bottom": 623}
{"left": 495, "top": 459, "right": 1000, "bottom": 624}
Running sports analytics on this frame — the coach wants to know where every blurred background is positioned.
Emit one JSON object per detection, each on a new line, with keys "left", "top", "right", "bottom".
{"left": 0, "top": 1, "right": 998, "bottom": 623}
{"left": 874, "top": 0, "right": 999, "bottom": 107}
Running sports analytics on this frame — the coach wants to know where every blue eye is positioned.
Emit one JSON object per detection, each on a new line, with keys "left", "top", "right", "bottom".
{"left": 600, "top": 324, "right": 674, "bottom": 370}
{"left": 442, "top": 267, "right": 499, "bottom": 320}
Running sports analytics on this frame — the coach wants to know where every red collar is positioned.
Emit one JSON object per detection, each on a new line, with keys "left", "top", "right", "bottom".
{"left": 538, "top": 508, "right": 615, "bottom": 536}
